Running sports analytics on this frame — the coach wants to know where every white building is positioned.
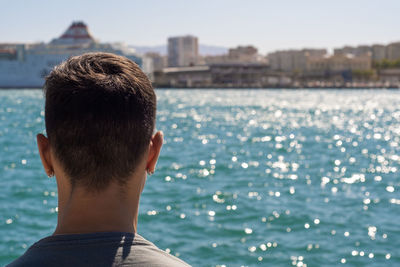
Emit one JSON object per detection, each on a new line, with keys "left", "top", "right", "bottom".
{"left": 167, "top": 35, "right": 198, "bottom": 67}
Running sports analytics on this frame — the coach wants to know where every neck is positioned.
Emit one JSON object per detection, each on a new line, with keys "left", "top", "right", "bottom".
{"left": 54, "top": 182, "right": 141, "bottom": 235}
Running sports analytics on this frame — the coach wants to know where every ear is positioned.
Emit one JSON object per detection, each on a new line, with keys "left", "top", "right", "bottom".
{"left": 37, "top": 134, "right": 54, "bottom": 177}
{"left": 146, "top": 131, "right": 163, "bottom": 174}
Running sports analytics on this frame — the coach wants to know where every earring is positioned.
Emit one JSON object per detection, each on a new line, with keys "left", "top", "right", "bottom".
{"left": 47, "top": 171, "right": 54, "bottom": 178}
{"left": 147, "top": 169, "right": 154, "bottom": 176}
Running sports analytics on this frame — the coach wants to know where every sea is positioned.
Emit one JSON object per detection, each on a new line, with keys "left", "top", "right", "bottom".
{"left": 0, "top": 89, "right": 399, "bottom": 267}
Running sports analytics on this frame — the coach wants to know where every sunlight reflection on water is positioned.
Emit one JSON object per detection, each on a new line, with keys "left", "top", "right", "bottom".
{"left": 1, "top": 89, "right": 399, "bottom": 266}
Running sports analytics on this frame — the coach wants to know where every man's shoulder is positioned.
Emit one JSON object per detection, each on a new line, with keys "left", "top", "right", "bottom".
{"left": 7, "top": 232, "right": 190, "bottom": 267}
{"left": 129, "top": 234, "right": 190, "bottom": 266}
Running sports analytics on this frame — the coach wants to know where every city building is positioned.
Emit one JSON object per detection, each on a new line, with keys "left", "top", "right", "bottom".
{"left": 334, "top": 46, "right": 356, "bottom": 56}
{"left": 227, "top": 46, "right": 258, "bottom": 63}
{"left": 167, "top": 35, "right": 199, "bottom": 67}
{"left": 267, "top": 49, "right": 327, "bottom": 72}
{"left": 142, "top": 52, "right": 166, "bottom": 81}
{"left": 334, "top": 42, "right": 400, "bottom": 62}
{"left": 203, "top": 54, "right": 230, "bottom": 64}
{"left": 334, "top": 45, "right": 372, "bottom": 57}
{"left": 372, "top": 45, "right": 386, "bottom": 61}
{"left": 386, "top": 42, "right": 400, "bottom": 60}
{"left": 356, "top": 45, "right": 372, "bottom": 56}
{"left": 202, "top": 45, "right": 260, "bottom": 65}
{"left": 306, "top": 54, "right": 372, "bottom": 73}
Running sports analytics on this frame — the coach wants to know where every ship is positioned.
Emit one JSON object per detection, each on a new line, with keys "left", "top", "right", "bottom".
{"left": 0, "top": 21, "right": 142, "bottom": 88}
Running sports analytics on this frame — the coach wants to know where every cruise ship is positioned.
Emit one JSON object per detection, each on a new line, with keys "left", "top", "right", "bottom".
{"left": 0, "top": 21, "right": 142, "bottom": 88}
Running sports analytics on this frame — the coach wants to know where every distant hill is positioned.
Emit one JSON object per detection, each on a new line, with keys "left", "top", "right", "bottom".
{"left": 131, "top": 44, "right": 229, "bottom": 56}
{"left": 131, "top": 45, "right": 166, "bottom": 55}
{"left": 198, "top": 44, "right": 229, "bottom": 56}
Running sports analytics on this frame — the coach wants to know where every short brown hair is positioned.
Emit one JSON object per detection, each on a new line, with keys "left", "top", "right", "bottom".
{"left": 44, "top": 52, "right": 156, "bottom": 191}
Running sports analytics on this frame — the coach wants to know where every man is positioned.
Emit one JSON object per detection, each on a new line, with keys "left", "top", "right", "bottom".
{"left": 8, "top": 52, "right": 190, "bottom": 266}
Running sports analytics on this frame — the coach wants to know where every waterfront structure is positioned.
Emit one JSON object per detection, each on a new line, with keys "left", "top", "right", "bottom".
{"left": 155, "top": 65, "right": 211, "bottom": 87}
{"left": 154, "top": 63, "right": 291, "bottom": 88}
{"left": 267, "top": 49, "right": 327, "bottom": 72}
{"left": 167, "top": 35, "right": 199, "bottom": 67}
{"left": 0, "top": 21, "right": 141, "bottom": 88}
{"left": 379, "top": 69, "right": 400, "bottom": 85}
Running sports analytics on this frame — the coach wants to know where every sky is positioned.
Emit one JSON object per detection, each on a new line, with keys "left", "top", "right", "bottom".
{"left": 1, "top": 0, "right": 399, "bottom": 54}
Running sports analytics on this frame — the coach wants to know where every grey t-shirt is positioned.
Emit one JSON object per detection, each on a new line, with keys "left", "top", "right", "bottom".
{"left": 7, "top": 232, "right": 190, "bottom": 267}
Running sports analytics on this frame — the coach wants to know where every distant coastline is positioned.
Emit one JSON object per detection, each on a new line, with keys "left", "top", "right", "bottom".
{"left": 2, "top": 21, "right": 400, "bottom": 91}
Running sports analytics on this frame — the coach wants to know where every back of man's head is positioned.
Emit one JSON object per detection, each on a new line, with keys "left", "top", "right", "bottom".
{"left": 44, "top": 52, "right": 156, "bottom": 191}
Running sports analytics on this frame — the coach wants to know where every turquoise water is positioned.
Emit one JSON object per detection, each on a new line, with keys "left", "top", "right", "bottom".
{"left": 1, "top": 89, "right": 399, "bottom": 266}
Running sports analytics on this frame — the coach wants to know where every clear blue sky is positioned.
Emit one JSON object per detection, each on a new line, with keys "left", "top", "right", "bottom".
{"left": 1, "top": 0, "right": 399, "bottom": 54}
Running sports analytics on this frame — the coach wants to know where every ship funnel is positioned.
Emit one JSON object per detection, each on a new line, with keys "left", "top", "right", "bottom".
{"left": 50, "top": 21, "right": 96, "bottom": 45}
